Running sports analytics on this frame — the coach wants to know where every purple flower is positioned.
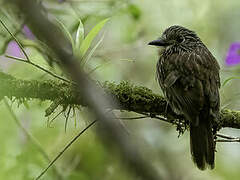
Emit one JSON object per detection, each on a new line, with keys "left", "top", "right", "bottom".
{"left": 7, "top": 41, "right": 24, "bottom": 58}
{"left": 225, "top": 42, "right": 240, "bottom": 66}
{"left": 23, "top": 25, "right": 35, "bottom": 40}
{"left": 4, "top": 26, "right": 33, "bottom": 59}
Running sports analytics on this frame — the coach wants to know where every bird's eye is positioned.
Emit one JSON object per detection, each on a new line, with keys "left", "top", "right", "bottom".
{"left": 176, "top": 36, "right": 184, "bottom": 43}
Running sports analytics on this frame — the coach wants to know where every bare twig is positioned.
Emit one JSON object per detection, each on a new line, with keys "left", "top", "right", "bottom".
{"left": 138, "top": 112, "right": 173, "bottom": 124}
{"left": 48, "top": 109, "right": 65, "bottom": 127}
{"left": 64, "top": 106, "right": 72, "bottom": 132}
{"left": 216, "top": 133, "right": 237, "bottom": 139}
{"left": 115, "top": 116, "right": 148, "bottom": 120}
{"left": 35, "top": 120, "right": 97, "bottom": 180}
{"left": 5, "top": 55, "right": 71, "bottom": 83}
{"left": 216, "top": 139, "right": 240, "bottom": 143}
{"left": 0, "top": 18, "right": 71, "bottom": 84}
{"left": 216, "top": 133, "right": 240, "bottom": 142}
{"left": 0, "top": 19, "right": 30, "bottom": 61}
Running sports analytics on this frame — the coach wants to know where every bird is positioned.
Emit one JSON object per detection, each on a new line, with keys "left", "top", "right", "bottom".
{"left": 148, "top": 25, "right": 220, "bottom": 170}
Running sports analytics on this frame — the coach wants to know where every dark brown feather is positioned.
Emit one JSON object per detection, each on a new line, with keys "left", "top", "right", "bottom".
{"left": 153, "top": 25, "right": 220, "bottom": 170}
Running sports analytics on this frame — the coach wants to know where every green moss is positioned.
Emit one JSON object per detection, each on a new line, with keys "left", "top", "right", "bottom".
{"left": 0, "top": 72, "right": 240, "bottom": 130}
{"left": 217, "top": 109, "right": 240, "bottom": 129}
{"left": 103, "top": 81, "right": 166, "bottom": 113}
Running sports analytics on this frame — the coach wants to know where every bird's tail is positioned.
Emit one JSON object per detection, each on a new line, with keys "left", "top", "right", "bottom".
{"left": 190, "top": 117, "right": 215, "bottom": 170}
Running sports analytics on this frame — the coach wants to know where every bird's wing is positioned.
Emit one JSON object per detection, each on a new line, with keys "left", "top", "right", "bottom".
{"left": 162, "top": 49, "right": 220, "bottom": 125}
{"left": 195, "top": 47, "right": 220, "bottom": 117}
{"left": 164, "top": 70, "right": 180, "bottom": 88}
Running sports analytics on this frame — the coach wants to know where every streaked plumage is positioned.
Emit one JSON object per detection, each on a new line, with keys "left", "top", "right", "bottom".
{"left": 149, "top": 25, "right": 220, "bottom": 170}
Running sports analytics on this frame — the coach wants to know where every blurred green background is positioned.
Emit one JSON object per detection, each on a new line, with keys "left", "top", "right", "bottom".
{"left": 0, "top": 0, "right": 240, "bottom": 179}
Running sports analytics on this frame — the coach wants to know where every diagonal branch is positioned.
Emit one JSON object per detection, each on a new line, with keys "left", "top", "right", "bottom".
{"left": 8, "top": 0, "right": 162, "bottom": 180}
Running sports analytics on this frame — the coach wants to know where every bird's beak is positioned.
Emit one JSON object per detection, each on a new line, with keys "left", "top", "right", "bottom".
{"left": 148, "top": 38, "right": 169, "bottom": 47}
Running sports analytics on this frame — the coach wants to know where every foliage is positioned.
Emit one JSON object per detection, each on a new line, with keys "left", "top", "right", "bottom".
{"left": 0, "top": 0, "right": 240, "bottom": 180}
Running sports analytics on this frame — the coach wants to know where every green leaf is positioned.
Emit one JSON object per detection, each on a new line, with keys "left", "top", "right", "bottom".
{"left": 55, "top": 18, "right": 75, "bottom": 51}
{"left": 75, "top": 19, "right": 84, "bottom": 57}
{"left": 222, "top": 76, "right": 240, "bottom": 87}
{"left": 81, "top": 33, "right": 105, "bottom": 67}
{"left": 80, "top": 18, "right": 109, "bottom": 57}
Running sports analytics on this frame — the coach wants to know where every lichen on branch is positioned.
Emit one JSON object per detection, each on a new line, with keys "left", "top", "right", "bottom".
{"left": 0, "top": 71, "right": 240, "bottom": 129}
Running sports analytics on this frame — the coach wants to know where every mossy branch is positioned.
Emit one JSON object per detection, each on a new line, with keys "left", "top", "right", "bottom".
{"left": 0, "top": 71, "right": 239, "bottom": 129}
{"left": 0, "top": 72, "right": 82, "bottom": 105}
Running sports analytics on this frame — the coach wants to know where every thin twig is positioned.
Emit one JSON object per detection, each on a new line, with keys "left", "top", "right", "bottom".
{"left": 139, "top": 112, "right": 172, "bottom": 124}
{"left": 48, "top": 109, "right": 65, "bottom": 127}
{"left": 216, "top": 133, "right": 240, "bottom": 143}
{"left": 216, "top": 133, "right": 238, "bottom": 140}
{"left": 153, "top": 116, "right": 171, "bottom": 123}
{"left": 64, "top": 106, "right": 72, "bottom": 132}
{"left": 5, "top": 54, "right": 71, "bottom": 84}
{"left": 3, "top": 98, "right": 63, "bottom": 179}
{"left": 0, "top": 18, "right": 71, "bottom": 84}
{"left": 35, "top": 120, "right": 97, "bottom": 180}
{"left": 115, "top": 116, "right": 148, "bottom": 120}
{"left": 0, "top": 19, "right": 30, "bottom": 61}
{"left": 216, "top": 139, "right": 240, "bottom": 143}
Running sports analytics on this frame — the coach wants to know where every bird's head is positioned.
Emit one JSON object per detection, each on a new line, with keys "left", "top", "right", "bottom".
{"left": 148, "top": 25, "right": 201, "bottom": 52}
